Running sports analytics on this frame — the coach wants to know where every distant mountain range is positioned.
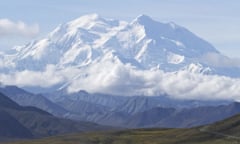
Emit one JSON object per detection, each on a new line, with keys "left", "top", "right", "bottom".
{"left": 0, "top": 85, "right": 67, "bottom": 116}
{"left": 44, "top": 89, "right": 240, "bottom": 128}
{"left": 1, "top": 85, "right": 239, "bottom": 129}
{"left": 0, "top": 91, "right": 109, "bottom": 142}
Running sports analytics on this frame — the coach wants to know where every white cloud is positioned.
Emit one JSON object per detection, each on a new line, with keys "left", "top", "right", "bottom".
{"left": 0, "top": 19, "right": 39, "bottom": 38}
{"left": 66, "top": 60, "right": 240, "bottom": 101}
{"left": 0, "top": 65, "right": 64, "bottom": 87}
{"left": 200, "top": 52, "right": 240, "bottom": 68}
{"left": 0, "top": 61, "right": 240, "bottom": 101}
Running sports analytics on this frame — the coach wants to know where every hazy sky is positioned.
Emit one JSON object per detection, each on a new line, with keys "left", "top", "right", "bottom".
{"left": 0, "top": 0, "right": 239, "bottom": 58}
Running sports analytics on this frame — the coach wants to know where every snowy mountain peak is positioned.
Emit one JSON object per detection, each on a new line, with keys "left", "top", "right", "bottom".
{"left": 133, "top": 14, "right": 154, "bottom": 24}
{"left": 76, "top": 13, "right": 100, "bottom": 21}
{"left": 67, "top": 13, "right": 102, "bottom": 29}
{"left": 1, "top": 14, "right": 222, "bottom": 72}
{"left": 65, "top": 13, "right": 123, "bottom": 31}
{"left": 132, "top": 14, "right": 180, "bottom": 32}
{"left": 0, "top": 14, "right": 239, "bottom": 97}
{"left": 168, "top": 22, "right": 178, "bottom": 29}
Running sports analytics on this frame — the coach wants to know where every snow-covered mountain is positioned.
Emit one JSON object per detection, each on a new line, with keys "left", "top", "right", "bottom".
{"left": 2, "top": 14, "right": 219, "bottom": 71}
{"left": 0, "top": 14, "right": 239, "bottom": 99}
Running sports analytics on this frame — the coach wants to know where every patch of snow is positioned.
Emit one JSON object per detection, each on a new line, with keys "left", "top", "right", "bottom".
{"left": 167, "top": 52, "right": 185, "bottom": 64}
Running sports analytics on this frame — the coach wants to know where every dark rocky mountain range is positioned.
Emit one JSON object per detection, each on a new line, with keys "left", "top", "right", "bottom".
{"left": 0, "top": 92, "right": 109, "bottom": 142}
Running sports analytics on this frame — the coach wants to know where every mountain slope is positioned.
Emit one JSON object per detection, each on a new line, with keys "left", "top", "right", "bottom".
{"left": 202, "top": 113, "right": 240, "bottom": 136}
{"left": 0, "top": 85, "right": 68, "bottom": 116}
{"left": 0, "top": 110, "right": 33, "bottom": 140}
{"left": 7, "top": 114, "right": 240, "bottom": 144}
{"left": 127, "top": 102, "right": 240, "bottom": 128}
{"left": 0, "top": 93, "right": 33, "bottom": 140}
{"left": 42, "top": 90, "right": 237, "bottom": 128}
{"left": 0, "top": 92, "right": 110, "bottom": 142}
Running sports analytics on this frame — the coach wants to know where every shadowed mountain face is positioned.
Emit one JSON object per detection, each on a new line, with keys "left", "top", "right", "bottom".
{"left": 43, "top": 90, "right": 238, "bottom": 128}
{"left": 0, "top": 93, "right": 34, "bottom": 140}
{"left": 0, "top": 109, "right": 33, "bottom": 140}
{"left": 1, "top": 85, "right": 237, "bottom": 129}
{"left": 0, "top": 86, "right": 68, "bottom": 116}
{"left": 0, "top": 92, "right": 110, "bottom": 142}
{"left": 1, "top": 85, "right": 239, "bottom": 129}
{"left": 126, "top": 103, "right": 240, "bottom": 128}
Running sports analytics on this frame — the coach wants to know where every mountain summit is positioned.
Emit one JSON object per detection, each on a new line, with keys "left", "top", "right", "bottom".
{"left": 3, "top": 14, "right": 219, "bottom": 71}
{"left": 0, "top": 14, "right": 239, "bottom": 98}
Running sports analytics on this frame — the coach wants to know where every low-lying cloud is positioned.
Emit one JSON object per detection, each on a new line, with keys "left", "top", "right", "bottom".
{"left": 67, "top": 61, "right": 240, "bottom": 101}
{"left": 0, "top": 19, "right": 39, "bottom": 38}
{"left": 0, "top": 61, "right": 240, "bottom": 101}
{"left": 0, "top": 65, "right": 64, "bottom": 87}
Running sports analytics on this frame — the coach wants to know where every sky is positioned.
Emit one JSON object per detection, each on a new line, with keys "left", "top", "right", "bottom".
{"left": 0, "top": 0, "right": 239, "bottom": 58}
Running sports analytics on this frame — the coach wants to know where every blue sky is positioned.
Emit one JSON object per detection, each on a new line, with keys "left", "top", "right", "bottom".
{"left": 0, "top": 0, "right": 239, "bottom": 58}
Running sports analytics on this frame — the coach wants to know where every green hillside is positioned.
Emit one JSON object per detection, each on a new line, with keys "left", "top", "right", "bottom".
{"left": 6, "top": 114, "right": 240, "bottom": 144}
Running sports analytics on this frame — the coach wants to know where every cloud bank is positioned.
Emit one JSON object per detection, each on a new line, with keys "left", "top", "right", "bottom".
{"left": 67, "top": 61, "right": 240, "bottom": 101}
{"left": 1, "top": 60, "right": 239, "bottom": 101}
{"left": 0, "top": 19, "right": 39, "bottom": 38}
